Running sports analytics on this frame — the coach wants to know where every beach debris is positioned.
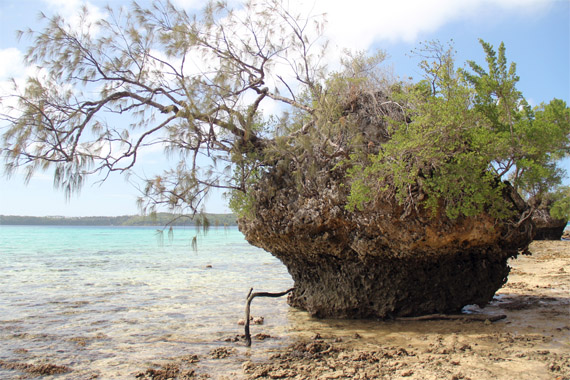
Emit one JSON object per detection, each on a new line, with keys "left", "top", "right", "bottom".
{"left": 209, "top": 346, "right": 236, "bottom": 359}
{"left": 135, "top": 355, "right": 199, "bottom": 380}
{"left": 244, "top": 287, "right": 294, "bottom": 347}
{"left": 223, "top": 334, "right": 244, "bottom": 342}
{"left": 224, "top": 333, "right": 273, "bottom": 342}
{"left": 179, "top": 354, "right": 200, "bottom": 364}
{"left": 0, "top": 360, "right": 71, "bottom": 376}
{"left": 254, "top": 333, "right": 272, "bottom": 340}
{"left": 237, "top": 316, "right": 264, "bottom": 325}
{"left": 135, "top": 362, "right": 195, "bottom": 380}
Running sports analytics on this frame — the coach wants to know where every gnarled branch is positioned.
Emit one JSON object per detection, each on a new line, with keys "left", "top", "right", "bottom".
{"left": 244, "top": 287, "right": 294, "bottom": 347}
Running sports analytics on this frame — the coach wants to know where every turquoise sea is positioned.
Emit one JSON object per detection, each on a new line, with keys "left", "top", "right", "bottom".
{"left": 0, "top": 225, "right": 299, "bottom": 379}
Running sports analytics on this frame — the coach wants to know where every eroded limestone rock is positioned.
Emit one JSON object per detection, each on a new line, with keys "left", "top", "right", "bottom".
{"left": 530, "top": 198, "right": 567, "bottom": 240}
{"left": 238, "top": 92, "right": 534, "bottom": 318}
{"left": 238, "top": 155, "right": 533, "bottom": 318}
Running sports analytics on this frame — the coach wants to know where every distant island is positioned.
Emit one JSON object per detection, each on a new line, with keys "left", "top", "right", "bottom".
{"left": 0, "top": 213, "right": 237, "bottom": 227}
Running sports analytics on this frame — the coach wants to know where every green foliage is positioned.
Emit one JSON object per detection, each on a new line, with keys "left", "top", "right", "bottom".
{"left": 461, "top": 40, "right": 570, "bottom": 199}
{"left": 346, "top": 39, "right": 569, "bottom": 220}
{"left": 514, "top": 99, "right": 570, "bottom": 198}
{"left": 230, "top": 48, "right": 393, "bottom": 217}
{"left": 228, "top": 163, "right": 262, "bottom": 219}
{"left": 547, "top": 186, "right": 570, "bottom": 220}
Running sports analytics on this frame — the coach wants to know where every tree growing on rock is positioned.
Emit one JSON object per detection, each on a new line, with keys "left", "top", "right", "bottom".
{"left": 1, "top": 1, "right": 568, "bottom": 317}
{"left": 530, "top": 185, "right": 570, "bottom": 240}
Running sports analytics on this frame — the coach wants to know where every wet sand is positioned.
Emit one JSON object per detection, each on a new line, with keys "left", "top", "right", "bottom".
{"left": 238, "top": 240, "right": 570, "bottom": 380}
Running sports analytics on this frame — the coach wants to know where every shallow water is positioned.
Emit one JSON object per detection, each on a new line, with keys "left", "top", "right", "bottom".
{"left": 0, "top": 225, "right": 296, "bottom": 378}
{"left": 0, "top": 225, "right": 535, "bottom": 379}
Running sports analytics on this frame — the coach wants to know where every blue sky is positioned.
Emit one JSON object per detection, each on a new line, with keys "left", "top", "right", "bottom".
{"left": 0, "top": 0, "right": 569, "bottom": 216}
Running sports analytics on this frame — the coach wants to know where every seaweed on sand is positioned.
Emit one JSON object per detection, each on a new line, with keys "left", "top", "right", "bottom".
{"left": 0, "top": 360, "right": 71, "bottom": 376}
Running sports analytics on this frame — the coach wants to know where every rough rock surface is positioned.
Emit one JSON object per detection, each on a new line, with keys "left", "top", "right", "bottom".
{"left": 239, "top": 157, "right": 533, "bottom": 318}
{"left": 238, "top": 92, "right": 534, "bottom": 319}
{"left": 530, "top": 198, "right": 567, "bottom": 240}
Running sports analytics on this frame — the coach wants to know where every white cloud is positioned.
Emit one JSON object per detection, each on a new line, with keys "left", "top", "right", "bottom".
{"left": 170, "top": 0, "right": 205, "bottom": 9}
{"left": 0, "top": 48, "right": 35, "bottom": 119}
{"left": 294, "top": 0, "right": 553, "bottom": 49}
{"left": 0, "top": 46, "right": 60, "bottom": 121}
{"left": 41, "top": 0, "right": 105, "bottom": 35}
{"left": 0, "top": 48, "right": 25, "bottom": 79}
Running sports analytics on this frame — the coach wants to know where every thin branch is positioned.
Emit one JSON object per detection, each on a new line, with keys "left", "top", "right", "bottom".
{"left": 266, "top": 89, "right": 315, "bottom": 114}
{"left": 244, "top": 287, "right": 295, "bottom": 347}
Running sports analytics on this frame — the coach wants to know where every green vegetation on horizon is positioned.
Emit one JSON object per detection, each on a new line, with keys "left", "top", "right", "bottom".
{"left": 0, "top": 213, "right": 237, "bottom": 226}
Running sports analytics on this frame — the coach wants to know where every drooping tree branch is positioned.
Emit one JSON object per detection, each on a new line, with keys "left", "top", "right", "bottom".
{"left": 1, "top": 0, "right": 328, "bottom": 216}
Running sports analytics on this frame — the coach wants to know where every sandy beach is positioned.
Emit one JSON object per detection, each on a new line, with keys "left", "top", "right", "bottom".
{"left": 131, "top": 240, "right": 569, "bottom": 380}
{"left": 237, "top": 240, "right": 569, "bottom": 380}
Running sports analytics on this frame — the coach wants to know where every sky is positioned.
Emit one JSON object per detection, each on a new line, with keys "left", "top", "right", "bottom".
{"left": 0, "top": 0, "right": 569, "bottom": 217}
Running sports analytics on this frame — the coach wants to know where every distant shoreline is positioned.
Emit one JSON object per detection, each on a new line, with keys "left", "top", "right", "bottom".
{"left": 0, "top": 213, "right": 237, "bottom": 227}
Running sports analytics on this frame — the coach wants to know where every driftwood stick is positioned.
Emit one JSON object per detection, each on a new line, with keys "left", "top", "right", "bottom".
{"left": 396, "top": 313, "right": 507, "bottom": 322}
{"left": 245, "top": 287, "right": 295, "bottom": 347}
